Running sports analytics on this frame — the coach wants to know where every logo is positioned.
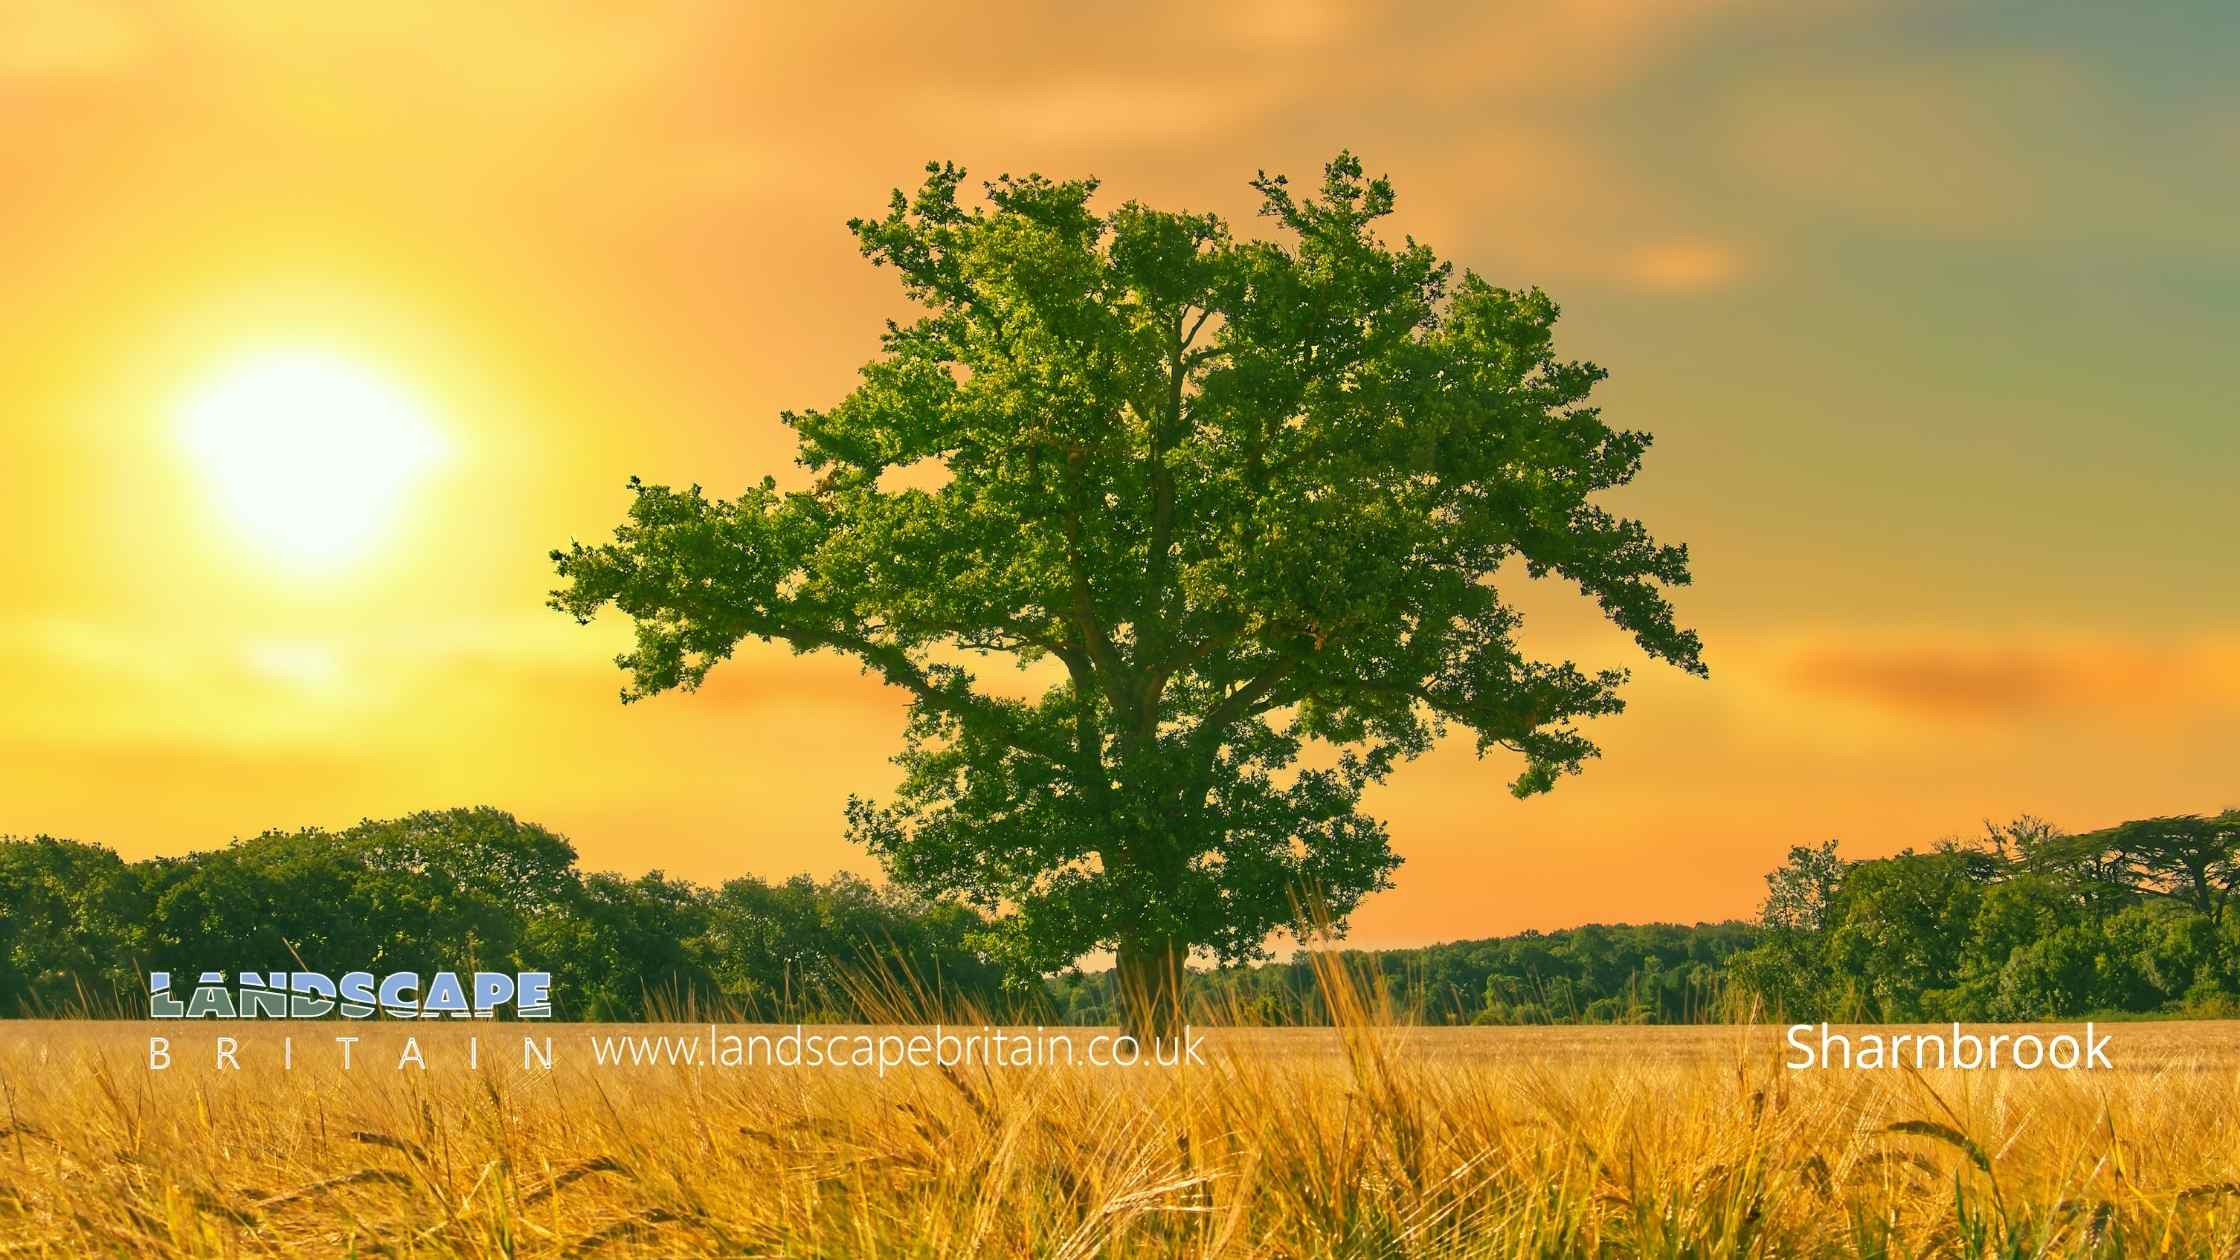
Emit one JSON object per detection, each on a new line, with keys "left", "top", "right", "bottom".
{"left": 149, "top": 970, "right": 553, "bottom": 1019}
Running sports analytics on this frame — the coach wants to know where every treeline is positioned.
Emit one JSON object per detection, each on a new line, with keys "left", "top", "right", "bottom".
{"left": 7, "top": 806, "right": 2236, "bottom": 1023}
{"left": 1047, "top": 922, "right": 1756, "bottom": 1027}
{"left": 1107, "top": 809, "right": 2240, "bottom": 1026}
{"left": 0, "top": 805, "right": 1760, "bottom": 1024}
{"left": 0, "top": 808, "right": 1007, "bottom": 1020}
{"left": 1731, "top": 812, "right": 2240, "bottom": 1022}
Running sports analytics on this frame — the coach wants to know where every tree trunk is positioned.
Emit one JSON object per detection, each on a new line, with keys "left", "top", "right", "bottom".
{"left": 1115, "top": 932, "right": 1184, "bottom": 1047}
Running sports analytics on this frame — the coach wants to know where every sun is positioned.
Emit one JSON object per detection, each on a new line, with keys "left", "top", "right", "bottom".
{"left": 176, "top": 349, "right": 447, "bottom": 571}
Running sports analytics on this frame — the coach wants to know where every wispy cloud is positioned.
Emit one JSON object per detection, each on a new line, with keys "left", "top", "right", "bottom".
{"left": 1782, "top": 635, "right": 2240, "bottom": 720}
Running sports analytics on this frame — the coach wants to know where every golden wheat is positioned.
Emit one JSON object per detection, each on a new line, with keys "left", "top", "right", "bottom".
{"left": 1, "top": 1012, "right": 2237, "bottom": 1257}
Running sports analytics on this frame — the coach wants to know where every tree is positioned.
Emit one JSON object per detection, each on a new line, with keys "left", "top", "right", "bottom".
{"left": 1728, "top": 840, "right": 1845, "bottom": 1020}
{"left": 550, "top": 154, "right": 1704, "bottom": 1036}
{"left": 1759, "top": 839, "right": 1843, "bottom": 935}
{"left": 528, "top": 870, "right": 715, "bottom": 1019}
{"left": 0, "top": 836, "right": 149, "bottom": 1014}
{"left": 2109, "top": 813, "right": 2240, "bottom": 923}
{"left": 143, "top": 809, "right": 578, "bottom": 983}
{"left": 2007, "top": 818, "right": 2136, "bottom": 922}
{"left": 699, "top": 872, "right": 1007, "bottom": 1019}
{"left": 1822, "top": 847, "right": 2000, "bottom": 1020}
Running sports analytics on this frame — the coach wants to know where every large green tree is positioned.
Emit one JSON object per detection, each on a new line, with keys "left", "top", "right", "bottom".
{"left": 550, "top": 154, "right": 1704, "bottom": 1033}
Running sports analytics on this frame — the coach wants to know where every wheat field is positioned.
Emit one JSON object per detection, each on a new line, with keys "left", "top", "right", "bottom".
{"left": 3, "top": 1007, "right": 2239, "bottom": 1257}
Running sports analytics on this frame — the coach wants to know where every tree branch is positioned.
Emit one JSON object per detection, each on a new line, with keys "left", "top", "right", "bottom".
{"left": 825, "top": 627, "right": 1070, "bottom": 770}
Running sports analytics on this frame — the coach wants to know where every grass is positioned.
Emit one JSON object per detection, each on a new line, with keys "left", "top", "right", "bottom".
{"left": 3, "top": 969, "right": 2239, "bottom": 1256}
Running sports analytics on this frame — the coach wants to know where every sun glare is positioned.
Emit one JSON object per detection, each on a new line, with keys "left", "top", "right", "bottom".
{"left": 176, "top": 349, "right": 447, "bottom": 571}
{"left": 244, "top": 639, "right": 343, "bottom": 689}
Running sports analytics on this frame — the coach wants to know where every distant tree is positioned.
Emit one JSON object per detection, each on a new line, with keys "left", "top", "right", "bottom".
{"left": 1966, "top": 873, "right": 2078, "bottom": 969}
{"left": 700, "top": 872, "right": 1005, "bottom": 1018}
{"left": 1822, "top": 847, "right": 2001, "bottom": 1020}
{"left": 347, "top": 807, "right": 580, "bottom": 917}
{"left": 2109, "top": 813, "right": 2240, "bottom": 923}
{"left": 0, "top": 837, "right": 148, "bottom": 1013}
{"left": 1723, "top": 839, "right": 1848, "bottom": 1019}
{"left": 1990, "top": 924, "right": 2103, "bottom": 1020}
{"left": 529, "top": 870, "right": 715, "bottom": 1019}
{"left": 2009, "top": 820, "right": 2137, "bottom": 922}
{"left": 144, "top": 808, "right": 578, "bottom": 981}
{"left": 550, "top": 154, "right": 1704, "bottom": 1036}
{"left": 1759, "top": 839, "right": 1843, "bottom": 935}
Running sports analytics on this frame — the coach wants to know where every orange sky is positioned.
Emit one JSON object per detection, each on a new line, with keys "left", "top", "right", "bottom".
{"left": 4, "top": 2, "right": 2235, "bottom": 945}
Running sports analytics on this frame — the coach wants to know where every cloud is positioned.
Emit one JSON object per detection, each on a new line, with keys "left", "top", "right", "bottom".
{"left": 1782, "top": 635, "right": 2240, "bottom": 721}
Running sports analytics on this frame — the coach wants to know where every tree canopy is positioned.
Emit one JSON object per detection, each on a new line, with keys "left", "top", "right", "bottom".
{"left": 550, "top": 154, "right": 1704, "bottom": 1028}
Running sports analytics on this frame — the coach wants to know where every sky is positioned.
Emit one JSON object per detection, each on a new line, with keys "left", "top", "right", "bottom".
{"left": 3, "top": 1, "right": 2235, "bottom": 946}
